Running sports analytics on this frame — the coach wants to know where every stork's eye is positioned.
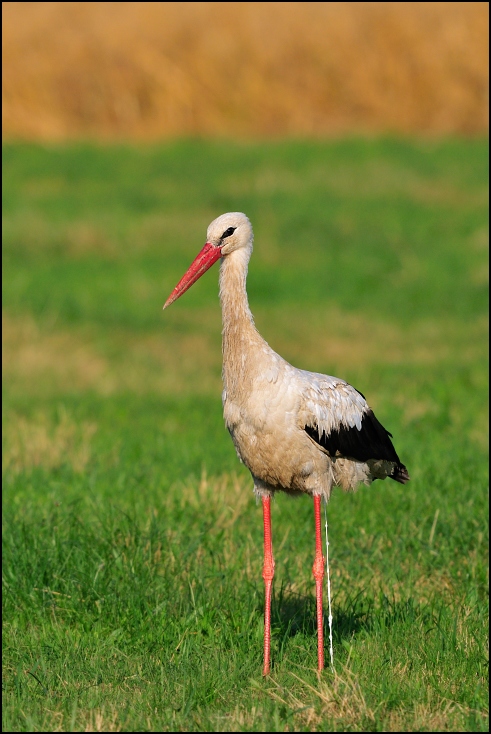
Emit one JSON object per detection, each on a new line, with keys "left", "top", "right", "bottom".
{"left": 221, "top": 227, "right": 236, "bottom": 239}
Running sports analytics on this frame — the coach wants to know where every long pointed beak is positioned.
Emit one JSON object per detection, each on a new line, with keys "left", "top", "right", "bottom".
{"left": 163, "top": 242, "right": 222, "bottom": 309}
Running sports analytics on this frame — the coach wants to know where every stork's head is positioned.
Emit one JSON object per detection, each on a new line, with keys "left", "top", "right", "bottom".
{"left": 164, "top": 212, "right": 253, "bottom": 309}
{"left": 206, "top": 212, "right": 253, "bottom": 255}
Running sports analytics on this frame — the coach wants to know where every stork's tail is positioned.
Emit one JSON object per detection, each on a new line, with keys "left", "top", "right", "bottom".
{"left": 391, "top": 463, "right": 410, "bottom": 484}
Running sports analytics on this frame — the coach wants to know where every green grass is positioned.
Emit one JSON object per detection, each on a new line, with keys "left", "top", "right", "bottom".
{"left": 2, "top": 138, "right": 488, "bottom": 731}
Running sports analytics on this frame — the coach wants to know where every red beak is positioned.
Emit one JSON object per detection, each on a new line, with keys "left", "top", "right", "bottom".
{"left": 163, "top": 242, "right": 222, "bottom": 309}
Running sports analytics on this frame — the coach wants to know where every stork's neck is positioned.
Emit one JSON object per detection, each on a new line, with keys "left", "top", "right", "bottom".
{"left": 219, "top": 249, "right": 254, "bottom": 330}
{"left": 219, "top": 249, "right": 268, "bottom": 396}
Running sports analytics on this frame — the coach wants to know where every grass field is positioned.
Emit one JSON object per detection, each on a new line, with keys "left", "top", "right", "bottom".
{"left": 2, "top": 138, "right": 489, "bottom": 731}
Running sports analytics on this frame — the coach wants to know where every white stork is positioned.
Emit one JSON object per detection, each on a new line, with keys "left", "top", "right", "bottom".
{"left": 164, "top": 212, "right": 409, "bottom": 675}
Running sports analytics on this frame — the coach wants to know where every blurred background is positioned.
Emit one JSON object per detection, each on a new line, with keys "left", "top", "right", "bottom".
{"left": 3, "top": 1, "right": 489, "bottom": 140}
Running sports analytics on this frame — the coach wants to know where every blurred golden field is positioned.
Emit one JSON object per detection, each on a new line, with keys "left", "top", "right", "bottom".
{"left": 2, "top": 1, "right": 488, "bottom": 140}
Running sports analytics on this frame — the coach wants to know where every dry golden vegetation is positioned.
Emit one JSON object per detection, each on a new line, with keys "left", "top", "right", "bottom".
{"left": 261, "top": 667, "right": 484, "bottom": 732}
{"left": 3, "top": 407, "right": 97, "bottom": 475}
{"left": 2, "top": 1, "right": 488, "bottom": 140}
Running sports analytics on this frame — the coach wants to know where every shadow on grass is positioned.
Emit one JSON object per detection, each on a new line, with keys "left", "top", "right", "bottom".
{"left": 271, "top": 584, "right": 430, "bottom": 643}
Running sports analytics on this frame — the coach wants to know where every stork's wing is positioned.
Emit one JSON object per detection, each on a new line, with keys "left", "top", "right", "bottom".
{"left": 298, "top": 370, "right": 407, "bottom": 473}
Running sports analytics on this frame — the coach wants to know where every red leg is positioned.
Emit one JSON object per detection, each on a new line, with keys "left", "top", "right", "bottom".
{"left": 262, "top": 495, "right": 275, "bottom": 676}
{"left": 312, "top": 494, "right": 325, "bottom": 671}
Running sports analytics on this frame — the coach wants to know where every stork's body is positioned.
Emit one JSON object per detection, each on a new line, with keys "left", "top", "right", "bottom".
{"left": 164, "top": 212, "right": 409, "bottom": 675}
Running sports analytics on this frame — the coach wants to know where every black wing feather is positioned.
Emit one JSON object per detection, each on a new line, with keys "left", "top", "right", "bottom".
{"left": 304, "top": 409, "right": 409, "bottom": 483}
